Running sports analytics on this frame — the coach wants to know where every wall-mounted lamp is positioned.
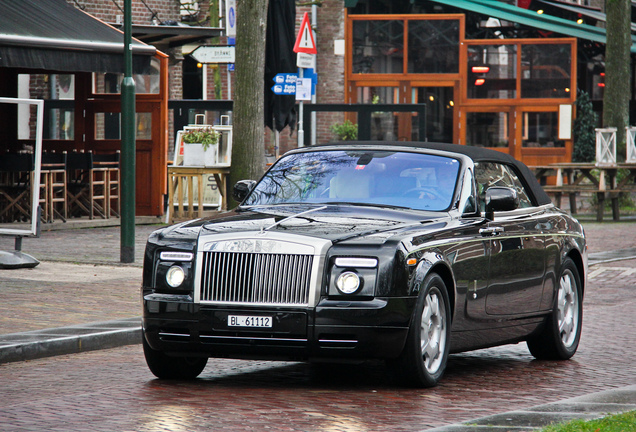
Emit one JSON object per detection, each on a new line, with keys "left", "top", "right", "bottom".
{"left": 471, "top": 66, "right": 490, "bottom": 73}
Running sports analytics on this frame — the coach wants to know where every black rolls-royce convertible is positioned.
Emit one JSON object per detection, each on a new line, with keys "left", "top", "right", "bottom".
{"left": 142, "top": 142, "right": 586, "bottom": 387}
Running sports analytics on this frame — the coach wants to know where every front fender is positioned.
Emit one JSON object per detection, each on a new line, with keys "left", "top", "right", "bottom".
{"left": 409, "top": 250, "right": 446, "bottom": 296}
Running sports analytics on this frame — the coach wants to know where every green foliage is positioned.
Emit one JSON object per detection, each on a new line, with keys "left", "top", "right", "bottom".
{"left": 541, "top": 410, "right": 636, "bottom": 432}
{"left": 572, "top": 90, "right": 597, "bottom": 163}
{"left": 182, "top": 127, "right": 219, "bottom": 150}
{"left": 330, "top": 120, "right": 358, "bottom": 141}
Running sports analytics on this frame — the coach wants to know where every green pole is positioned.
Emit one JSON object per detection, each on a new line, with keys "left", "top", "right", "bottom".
{"left": 121, "top": 0, "right": 136, "bottom": 263}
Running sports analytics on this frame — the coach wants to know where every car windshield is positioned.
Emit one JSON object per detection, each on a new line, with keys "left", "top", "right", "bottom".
{"left": 243, "top": 150, "right": 461, "bottom": 211}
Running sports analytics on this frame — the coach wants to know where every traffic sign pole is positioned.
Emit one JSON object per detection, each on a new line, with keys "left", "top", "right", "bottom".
{"left": 298, "top": 68, "right": 304, "bottom": 147}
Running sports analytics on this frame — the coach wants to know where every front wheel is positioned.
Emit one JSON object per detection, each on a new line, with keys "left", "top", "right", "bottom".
{"left": 527, "top": 257, "right": 583, "bottom": 360}
{"left": 143, "top": 335, "right": 208, "bottom": 379}
{"left": 392, "top": 273, "right": 451, "bottom": 388}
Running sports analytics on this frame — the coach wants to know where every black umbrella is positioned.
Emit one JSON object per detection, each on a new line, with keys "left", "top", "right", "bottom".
{"left": 264, "top": 0, "right": 297, "bottom": 133}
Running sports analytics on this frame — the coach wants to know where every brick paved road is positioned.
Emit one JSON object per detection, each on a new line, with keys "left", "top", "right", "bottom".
{"left": 1, "top": 257, "right": 634, "bottom": 432}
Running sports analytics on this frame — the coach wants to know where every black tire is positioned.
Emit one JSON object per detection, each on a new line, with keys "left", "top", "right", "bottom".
{"left": 527, "top": 257, "right": 582, "bottom": 360}
{"left": 142, "top": 335, "right": 208, "bottom": 379}
{"left": 392, "top": 273, "right": 451, "bottom": 388}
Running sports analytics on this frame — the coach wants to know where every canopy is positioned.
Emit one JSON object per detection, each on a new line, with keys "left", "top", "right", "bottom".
{"left": 537, "top": 0, "right": 636, "bottom": 33}
{"left": 428, "top": 0, "right": 636, "bottom": 52}
{"left": 0, "top": 0, "right": 156, "bottom": 73}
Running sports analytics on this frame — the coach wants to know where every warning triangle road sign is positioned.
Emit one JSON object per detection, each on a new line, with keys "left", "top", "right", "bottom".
{"left": 293, "top": 12, "right": 317, "bottom": 55}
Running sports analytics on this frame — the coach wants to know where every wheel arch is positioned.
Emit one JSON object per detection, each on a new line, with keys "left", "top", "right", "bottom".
{"left": 411, "top": 254, "right": 455, "bottom": 321}
{"left": 429, "top": 262, "right": 456, "bottom": 321}
{"left": 565, "top": 248, "right": 585, "bottom": 297}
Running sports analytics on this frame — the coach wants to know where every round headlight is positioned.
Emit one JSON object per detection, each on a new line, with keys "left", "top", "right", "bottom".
{"left": 336, "top": 271, "right": 361, "bottom": 294}
{"left": 166, "top": 266, "right": 185, "bottom": 288}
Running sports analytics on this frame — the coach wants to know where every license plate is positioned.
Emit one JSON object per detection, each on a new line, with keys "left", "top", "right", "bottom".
{"left": 228, "top": 315, "right": 272, "bottom": 328}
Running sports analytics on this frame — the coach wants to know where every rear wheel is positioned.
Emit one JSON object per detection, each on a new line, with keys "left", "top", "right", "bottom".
{"left": 143, "top": 335, "right": 208, "bottom": 379}
{"left": 527, "top": 258, "right": 582, "bottom": 360}
{"left": 393, "top": 273, "right": 451, "bottom": 388}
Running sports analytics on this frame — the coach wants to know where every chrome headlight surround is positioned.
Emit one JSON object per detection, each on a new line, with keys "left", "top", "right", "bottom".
{"left": 155, "top": 250, "right": 194, "bottom": 292}
{"left": 329, "top": 256, "right": 378, "bottom": 297}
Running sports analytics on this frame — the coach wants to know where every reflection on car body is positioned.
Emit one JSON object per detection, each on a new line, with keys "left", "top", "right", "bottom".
{"left": 142, "top": 142, "right": 586, "bottom": 387}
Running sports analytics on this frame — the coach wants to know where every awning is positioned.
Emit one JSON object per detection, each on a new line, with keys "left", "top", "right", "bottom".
{"left": 110, "top": 23, "right": 222, "bottom": 51}
{"left": 0, "top": 0, "right": 156, "bottom": 74}
{"left": 537, "top": 0, "right": 636, "bottom": 33}
{"left": 428, "top": 0, "right": 636, "bottom": 52}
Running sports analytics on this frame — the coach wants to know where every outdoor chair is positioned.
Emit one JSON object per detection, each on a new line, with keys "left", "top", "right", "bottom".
{"left": 0, "top": 153, "right": 34, "bottom": 223}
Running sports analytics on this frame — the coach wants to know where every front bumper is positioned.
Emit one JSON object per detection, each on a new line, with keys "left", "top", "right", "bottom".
{"left": 142, "top": 293, "right": 415, "bottom": 361}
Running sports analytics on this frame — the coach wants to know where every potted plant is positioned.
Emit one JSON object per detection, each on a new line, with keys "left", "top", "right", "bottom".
{"left": 182, "top": 127, "right": 220, "bottom": 167}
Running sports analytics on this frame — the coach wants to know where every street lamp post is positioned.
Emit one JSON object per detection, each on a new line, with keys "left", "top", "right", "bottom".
{"left": 121, "top": 0, "right": 136, "bottom": 263}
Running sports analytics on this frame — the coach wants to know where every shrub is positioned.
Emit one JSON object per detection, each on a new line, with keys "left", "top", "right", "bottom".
{"left": 330, "top": 120, "right": 358, "bottom": 141}
{"left": 572, "top": 90, "right": 597, "bottom": 163}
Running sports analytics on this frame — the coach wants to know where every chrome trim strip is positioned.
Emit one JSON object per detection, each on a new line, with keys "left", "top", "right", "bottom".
{"left": 158, "top": 332, "right": 189, "bottom": 338}
{"left": 200, "top": 335, "right": 307, "bottom": 342}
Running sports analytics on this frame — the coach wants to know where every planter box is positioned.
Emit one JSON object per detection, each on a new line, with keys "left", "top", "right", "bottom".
{"left": 183, "top": 143, "right": 218, "bottom": 167}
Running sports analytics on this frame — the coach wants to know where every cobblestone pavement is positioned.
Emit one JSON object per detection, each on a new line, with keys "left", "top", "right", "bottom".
{"left": 0, "top": 222, "right": 635, "bottom": 431}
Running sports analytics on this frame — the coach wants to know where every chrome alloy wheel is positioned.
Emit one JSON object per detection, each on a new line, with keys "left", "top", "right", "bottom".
{"left": 557, "top": 270, "right": 580, "bottom": 348}
{"left": 420, "top": 289, "right": 447, "bottom": 374}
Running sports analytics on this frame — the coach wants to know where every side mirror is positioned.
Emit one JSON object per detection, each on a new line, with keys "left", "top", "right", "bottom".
{"left": 232, "top": 180, "right": 257, "bottom": 203}
{"left": 485, "top": 187, "right": 519, "bottom": 220}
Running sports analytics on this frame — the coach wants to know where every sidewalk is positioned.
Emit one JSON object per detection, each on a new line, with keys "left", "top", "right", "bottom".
{"left": 1, "top": 220, "right": 635, "bottom": 431}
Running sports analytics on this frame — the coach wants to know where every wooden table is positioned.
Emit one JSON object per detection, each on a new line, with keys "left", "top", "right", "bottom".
{"left": 167, "top": 166, "right": 230, "bottom": 223}
{"left": 530, "top": 163, "right": 636, "bottom": 221}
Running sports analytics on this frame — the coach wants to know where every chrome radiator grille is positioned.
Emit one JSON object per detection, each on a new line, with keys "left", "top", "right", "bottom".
{"left": 199, "top": 252, "right": 314, "bottom": 305}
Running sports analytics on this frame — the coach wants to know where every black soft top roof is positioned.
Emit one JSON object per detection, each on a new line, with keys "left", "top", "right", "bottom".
{"left": 309, "top": 141, "right": 552, "bottom": 206}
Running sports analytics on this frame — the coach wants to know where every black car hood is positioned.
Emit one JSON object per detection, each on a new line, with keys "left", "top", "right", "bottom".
{"left": 177, "top": 204, "right": 446, "bottom": 244}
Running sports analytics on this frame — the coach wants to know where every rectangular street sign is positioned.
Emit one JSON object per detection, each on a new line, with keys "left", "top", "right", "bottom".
{"left": 271, "top": 83, "right": 296, "bottom": 95}
{"left": 273, "top": 73, "right": 298, "bottom": 85}
{"left": 190, "top": 46, "right": 235, "bottom": 64}
{"left": 297, "top": 53, "right": 316, "bottom": 69}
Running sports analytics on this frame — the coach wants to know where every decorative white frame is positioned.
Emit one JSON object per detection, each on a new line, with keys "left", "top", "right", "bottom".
{"left": 0, "top": 97, "right": 43, "bottom": 237}
{"left": 595, "top": 127, "right": 617, "bottom": 167}
{"left": 626, "top": 126, "right": 636, "bottom": 163}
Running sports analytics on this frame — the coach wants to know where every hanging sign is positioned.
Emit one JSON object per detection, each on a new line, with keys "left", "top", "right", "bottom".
{"left": 293, "top": 12, "right": 317, "bottom": 55}
{"left": 190, "top": 46, "right": 235, "bottom": 64}
{"left": 295, "top": 78, "right": 312, "bottom": 101}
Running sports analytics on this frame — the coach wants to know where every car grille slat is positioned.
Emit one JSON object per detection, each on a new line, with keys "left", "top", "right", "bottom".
{"left": 200, "top": 251, "right": 314, "bottom": 306}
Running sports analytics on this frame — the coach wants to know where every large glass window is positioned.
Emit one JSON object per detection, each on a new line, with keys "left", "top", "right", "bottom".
{"left": 356, "top": 86, "right": 400, "bottom": 140}
{"left": 352, "top": 20, "right": 404, "bottom": 74}
{"left": 93, "top": 58, "right": 160, "bottom": 94}
{"left": 465, "top": 112, "right": 509, "bottom": 148}
{"left": 407, "top": 20, "right": 459, "bottom": 73}
{"left": 415, "top": 87, "right": 454, "bottom": 143}
{"left": 467, "top": 45, "right": 517, "bottom": 99}
{"left": 95, "top": 112, "right": 152, "bottom": 140}
{"left": 522, "top": 111, "right": 564, "bottom": 147}
{"left": 521, "top": 44, "right": 571, "bottom": 98}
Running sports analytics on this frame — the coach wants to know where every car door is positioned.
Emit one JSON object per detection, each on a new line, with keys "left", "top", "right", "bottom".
{"left": 475, "top": 162, "right": 547, "bottom": 316}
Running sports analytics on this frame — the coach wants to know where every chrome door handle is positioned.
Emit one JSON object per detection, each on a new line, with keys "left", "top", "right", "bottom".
{"left": 479, "top": 227, "right": 504, "bottom": 236}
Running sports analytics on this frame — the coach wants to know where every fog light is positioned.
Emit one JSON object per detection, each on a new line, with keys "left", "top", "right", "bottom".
{"left": 166, "top": 266, "right": 185, "bottom": 288}
{"left": 336, "top": 271, "right": 361, "bottom": 294}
